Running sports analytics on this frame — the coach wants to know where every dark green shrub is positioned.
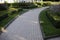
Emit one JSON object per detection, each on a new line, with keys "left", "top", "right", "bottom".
{"left": 30, "top": 4, "right": 37, "bottom": 8}
{"left": 0, "top": 14, "right": 8, "bottom": 21}
{"left": 12, "top": 3, "right": 20, "bottom": 8}
{"left": 36, "top": 3, "right": 41, "bottom": 5}
{"left": 43, "top": 2, "right": 51, "bottom": 6}
{"left": 11, "top": 10, "right": 17, "bottom": 15}
{"left": 19, "top": 3, "right": 37, "bottom": 9}
{"left": 46, "top": 10, "right": 60, "bottom": 28}
{"left": 56, "top": 12, "right": 60, "bottom": 16}
{"left": 6, "top": 3, "right": 37, "bottom": 9}
{"left": 0, "top": 4, "right": 7, "bottom": 11}
{"left": 18, "top": 8, "right": 23, "bottom": 12}
{"left": 7, "top": 3, "right": 11, "bottom": 7}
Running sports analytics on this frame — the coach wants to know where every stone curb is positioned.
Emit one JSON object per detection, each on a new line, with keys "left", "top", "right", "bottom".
{"left": 38, "top": 7, "right": 50, "bottom": 40}
{"left": 4, "top": 9, "right": 29, "bottom": 29}
{"left": 4, "top": 15, "right": 19, "bottom": 29}
{"left": 38, "top": 8, "right": 47, "bottom": 40}
{"left": 0, "top": 15, "right": 19, "bottom": 34}
{"left": 38, "top": 16, "right": 46, "bottom": 40}
{"left": 0, "top": 9, "right": 29, "bottom": 34}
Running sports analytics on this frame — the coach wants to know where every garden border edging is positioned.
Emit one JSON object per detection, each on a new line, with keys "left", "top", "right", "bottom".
{"left": 39, "top": 8, "right": 60, "bottom": 40}
{"left": 38, "top": 7, "right": 48, "bottom": 40}
{"left": 0, "top": 9, "right": 29, "bottom": 34}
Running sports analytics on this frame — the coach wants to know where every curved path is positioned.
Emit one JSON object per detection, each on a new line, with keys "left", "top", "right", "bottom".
{"left": 0, "top": 7, "right": 47, "bottom": 40}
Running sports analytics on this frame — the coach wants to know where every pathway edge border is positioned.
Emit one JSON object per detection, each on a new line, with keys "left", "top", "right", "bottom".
{"left": 38, "top": 7, "right": 48, "bottom": 40}
{"left": 0, "top": 10, "right": 29, "bottom": 34}
{"left": 38, "top": 7, "right": 60, "bottom": 40}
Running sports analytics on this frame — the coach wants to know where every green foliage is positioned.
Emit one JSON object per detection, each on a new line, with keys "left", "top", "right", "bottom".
{"left": 0, "top": 4, "right": 7, "bottom": 11}
{"left": 4, "top": 3, "right": 38, "bottom": 9}
{"left": 56, "top": 12, "right": 60, "bottom": 16}
{"left": 35, "top": 2, "right": 51, "bottom": 7}
{"left": 0, "top": 7, "right": 23, "bottom": 29}
{"left": 0, "top": 13, "right": 8, "bottom": 21}
{"left": 18, "top": 8, "right": 23, "bottom": 12}
{"left": 42, "top": 2, "right": 51, "bottom": 6}
{"left": 19, "top": 2, "right": 37, "bottom": 9}
{"left": 46, "top": 9, "right": 60, "bottom": 28}
{"left": 36, "top": 2, "right": 41, "bottom": 5}
{"left": 11, "top": 3, "right": 19, "bottom": 8}
{"left": 39, "top": 9, "right": 60, "bottom": 37}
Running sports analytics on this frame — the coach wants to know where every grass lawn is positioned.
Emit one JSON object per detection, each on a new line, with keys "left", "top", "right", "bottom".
{"left": 0, "top": 8, "right": 28, "bottom": 30}
{"left": 39, "top": 9, "right": 60, "bottom": 37}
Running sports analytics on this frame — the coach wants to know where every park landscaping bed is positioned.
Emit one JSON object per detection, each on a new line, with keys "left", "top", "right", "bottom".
{"left": 0, "top": 8, "right": 28, "bottom": 31}
{"left": 0, "top": 2, "right": 37, "bottom": 31}
{"left": 39, "top": 8, "right": 60, "bottom": 39}
{"left": 7, "top": 3, "right": 38, "bottom": 9}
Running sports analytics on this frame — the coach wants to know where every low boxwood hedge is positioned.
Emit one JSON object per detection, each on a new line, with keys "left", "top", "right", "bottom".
{"left": 42, "top": 2, "right": 51, "bottom": 6}
{"left": 0, "top": 13, "right": 8, "bottom": 21}
{"left": 7, "top": 3, "right": 38, "bottom": 9}
{"left": 0, "top": 4, "right": 7, "bottom": 11}
{"left": 10, "top": 10, "right": 17, "bottom": 15}
{"left": 40, "top": 9, "right": 60, "bottom": 37}
{"left": 36, "top": 2, "right": 41, "bottom": 5}
{"left": 11, "top": 3, "right": 37, "bottom": 9}
{"left": 46, "top": 10, "right": 60, "bottom": 28}
{"left": 35, "top": 2, "right": 51, "bottom": 7}
{"left": 56, "top": 12, "right": 60, "bottom": 16}
{"left": 18, "top": 8, "right": 23, "bottom": 12}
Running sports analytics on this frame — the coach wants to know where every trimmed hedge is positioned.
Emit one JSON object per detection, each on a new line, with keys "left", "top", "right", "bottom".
{"left": 43, "top": 2, "right": 51, "bottom": 6}
{"left": 18, "top": 8, "right": 23, "bottom": 12}
{"left": 56, "top": 12, "right": 60, "bottom": 16}
{"left": 36, "top": 2, "right": 41, "bottom": 5}
{"left": 0, "top": 8, "right": 21, "bottom": 21}
{"left": 0, "top": 4, "right": 7, "bottom": 11}
{"left": 12, "top": 3, "right": 20, "bottom": 8}
{"left": 36, "top": 2, "right": 51, "bottom": 7}
{"left": 0, "top": 13, "right": 8, "bottom": 21}
{"left": 19, "top": 3, "right": 37, "bottom": 9}
{"left": 9, "top": 8, "right": 23, "bottom": 15}
{"left": 46, "top": 10, "right": 60, "bottom": 28}
{"left": 10, "top": 10, "right": 17, "bottom": 15}
{"left": 8, "top": 3, "right": 37, "bottom": 9}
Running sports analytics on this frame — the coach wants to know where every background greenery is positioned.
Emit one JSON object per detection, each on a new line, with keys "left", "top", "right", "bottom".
{"left": 0, "top": 2, "right": 38, "bottom": 31}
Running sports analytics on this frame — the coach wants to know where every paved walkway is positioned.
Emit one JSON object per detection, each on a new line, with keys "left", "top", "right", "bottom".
{"left": 0, "top": 7, "right": 47, "bottom": 40}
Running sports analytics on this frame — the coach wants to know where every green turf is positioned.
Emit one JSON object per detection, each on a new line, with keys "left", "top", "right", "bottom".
{"left": 39, "top": 9, "right": 60, "bottom": 37}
